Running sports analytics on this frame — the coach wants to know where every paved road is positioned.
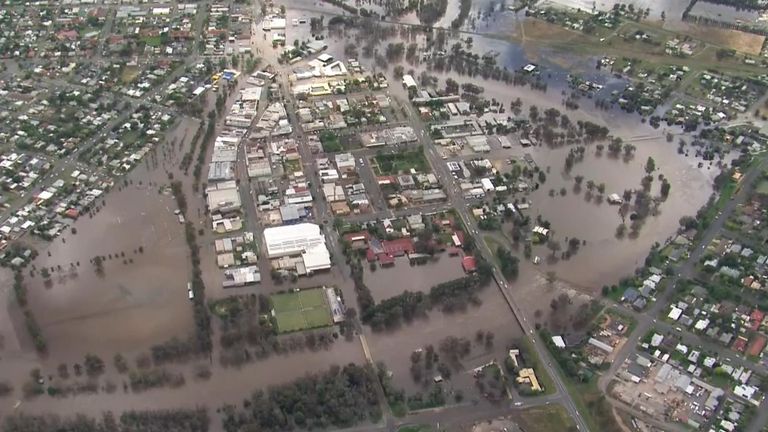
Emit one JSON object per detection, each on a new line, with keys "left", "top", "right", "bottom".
{"left": 0, "top": 0, "right": 214, "bottom": 236}
{"left": 389, "top": 100, "right": 590, "bottom": 431}
{"left": 599, "top": 155, "right": 768, "bottom": 431}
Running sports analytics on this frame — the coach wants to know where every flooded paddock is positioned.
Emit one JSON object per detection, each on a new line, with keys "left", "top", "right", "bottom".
{"left": 364, "top": 282, "right": 525, "bottom": 394}
{"left": 2, "top": 338, "right": 364, "bottom": 420}
{"left": 490, "top": 130, "right": 714, "bottom": 289}
{"left": 21, "top": 169, "right": 194, "bottom": 361}
{"left": 364, "top": 254, "right": 467, "bottom": 302}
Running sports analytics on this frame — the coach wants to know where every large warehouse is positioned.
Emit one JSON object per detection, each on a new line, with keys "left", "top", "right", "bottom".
{"left": 263, "top": 223, "right": 331, "bottom": 273}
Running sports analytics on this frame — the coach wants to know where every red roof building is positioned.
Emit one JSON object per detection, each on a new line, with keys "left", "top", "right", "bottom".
{"left": 381, "top": 238, "right": 415, "bottom": 256}
{"left": 366, "top": 249, "right": 376, "bottom": 263}
{"left": 378, "top": 254, "right": 395, "bottom": 266}
{"left": 462, "top": 256, "right": 477, "bottom": 273}
{"left": 732, "top": 336, "right": 749, "bottom": 353}
{"left": 343, "top": 232, "right": 370, "bottom": 250}
{"left": 748, "top": 334, "right": 767, "bottom": 357}
{"left": 749, "top": 309, "right": 765, "bottom": 332}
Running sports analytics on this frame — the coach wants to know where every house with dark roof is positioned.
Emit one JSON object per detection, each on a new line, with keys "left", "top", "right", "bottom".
{"left": 622, "top": 287, "right": 640, "bottom": 303}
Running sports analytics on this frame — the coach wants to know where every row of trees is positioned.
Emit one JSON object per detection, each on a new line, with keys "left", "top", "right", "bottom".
{"left": 496, "top": 246, "right": 520, "bottom": 280}
{"left": 221, "top": 364, "right": 381, "bottom": 432}
{"left": 11, "top": 271, "right": 46, "bottom": 354}
{"left": 361, "top": 258, "right": 493, "bottom": 330}
{"left": 170, "top": 181, "right": 212, "bottom": 356}
{"left": 451, "top": 0, "right": 472, "bottom": 29}
{"left": 3, "top": 408, "right": 209, "bottom": 432}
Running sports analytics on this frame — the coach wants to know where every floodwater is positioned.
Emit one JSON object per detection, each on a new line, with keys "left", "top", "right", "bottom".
{"left": 493, "top": 128, "right": 714, "bottom": 289}
{"left": 13, "top": 149, "right": 198, "bottom": 362}
{"left": 3, "top": 338, "right": 364, "bottom": 419}
{"left": 364, "top": 282, "right": 525, "bottom": 394}
{"left": 0, "top": 109, "right": 368, "bottom": 422}
{"left": 364, "top": 254, "right": 466, "bottom": 302}
{"left": 539, "top": 0, "right": 690, "bottom": 21}
{"left": 276, "top": 4, "right": 719, "bottom": 297}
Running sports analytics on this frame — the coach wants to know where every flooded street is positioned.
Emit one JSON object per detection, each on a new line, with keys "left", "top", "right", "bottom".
{"left": 0, "top": 2, "right": 743, "bottom": 425}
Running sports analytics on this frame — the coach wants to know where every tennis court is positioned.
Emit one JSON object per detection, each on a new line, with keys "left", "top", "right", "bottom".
{"left": 271, "top": 288, "right": 333, "bottom": 333}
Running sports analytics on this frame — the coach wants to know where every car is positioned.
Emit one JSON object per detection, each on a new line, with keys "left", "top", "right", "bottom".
{"left": 514, "top": 402, "right": 523, "bottom": 406}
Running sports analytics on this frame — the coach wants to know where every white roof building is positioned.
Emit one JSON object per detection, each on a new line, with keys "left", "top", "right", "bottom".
{"left": 263, "top": 223, "right": 331, "bottom": 272}
{"left": 402, "top": 74, "right": 417, "bottom": 89}
{"left": 552, "top": 335, "right": 566, "bottom": 348}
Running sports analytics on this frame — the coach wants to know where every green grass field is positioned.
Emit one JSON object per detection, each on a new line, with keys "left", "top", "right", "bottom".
{"left": 271, "top": 288, "right": 333, "bottom": 333}
{"left": 515, "top": 405, "right": 576, "bottom": 432}
{"left": 372, "top": 149, "right": 429, "bottom": 175}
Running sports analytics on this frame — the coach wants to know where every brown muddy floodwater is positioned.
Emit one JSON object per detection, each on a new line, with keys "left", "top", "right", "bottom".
{"left": 6, "top": 339, "right": 364, "bottom": 420}
{"left": 364, "top": 283, "right": 525, "bottom": 394}
{"left": 364, "top": 254, "right": 466, "bottom": 303}
{"left": 0, "top": 116, "right": 201, "bottom": 362}
{"left": 495, "top": 131, "right": 713, "bottom": 289}
{"left": 22, "top": 168, "right": 194, "bottom": 361}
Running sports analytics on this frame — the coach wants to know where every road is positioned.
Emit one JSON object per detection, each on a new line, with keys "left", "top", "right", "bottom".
{"left": 0, "top": 0, "right": 214, "bottom": 238}
{"left": 384, "top": 97, "right": 590, "bottom": 431}
{"left": 599, "top": 155, "right": 768, "bottom": 431}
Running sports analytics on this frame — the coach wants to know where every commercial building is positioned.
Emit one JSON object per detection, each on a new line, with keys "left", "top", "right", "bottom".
{"left": 206, "top": 181, "right": 241, "bottom": 214}
{"left": 263, "top": 223, "right": 331, "bottom": 273}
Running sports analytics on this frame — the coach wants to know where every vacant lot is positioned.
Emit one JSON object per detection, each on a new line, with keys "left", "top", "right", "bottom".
{"left": 372, "top": 150, "right": 430, "bottom": 175}
{"left": 514, "top": 404, "right": 576, "bottom": 432}
{"left": 319, "top": 131, "right": 343, "bottom": 153}
{"left": 271, "top": 288, "right": 332, "bottom": 333}
{"left": 684, "top": 25, "right": 765, "bottom": 55}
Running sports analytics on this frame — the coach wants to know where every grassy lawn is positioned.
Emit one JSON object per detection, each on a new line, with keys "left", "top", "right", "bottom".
{"left": 372, "top": 149, "right": 429, "bottom": 175}
{"left": 397, "top": 426, "right": 432, "bottom": 432}
{"left": 605, "top": 286, "right": 626, "bottom": 303}
{"left": 708, "top": 370, "right": 733, "bottom": 389}
{"left": 120, "top": 66, "right": 140, "bottom": 84}
{"left": 604, "top": 309, "right": 638, "bottom": 335}
{"left": 319, "top": 131, "right": 343, "bottom": 153}
{"left": 271, "top": 288, "right": 333, "bottom": 333}
{"left": 559, "top": 368, "right": 621, "bottom": 432}
{"left": 484, "top": 235, "right": 507, "bottom": 265}
{"left": 539, "top": 330, "right": 622, "bottom": 432}
{"left": 283, "top": 159, "right": 302, "bottom": 174}
{"left": 515, "top": 405, "right": 576, "bottom": 432}
{"left": 699, "top": 179, "right": 738, "bottom": 230}
{"left": 141, "top": 35, "right": 163, "bottom": 47}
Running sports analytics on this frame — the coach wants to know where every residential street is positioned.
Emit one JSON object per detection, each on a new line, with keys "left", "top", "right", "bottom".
{"left": 599, "top": 155, "right": 768, "bottom": 432}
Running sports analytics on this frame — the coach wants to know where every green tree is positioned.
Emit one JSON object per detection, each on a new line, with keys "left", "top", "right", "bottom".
{"left": 645, "top": 157, "right": 656, "bottom": 175}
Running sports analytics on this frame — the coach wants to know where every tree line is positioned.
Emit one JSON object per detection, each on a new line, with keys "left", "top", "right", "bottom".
{"left": 361, "top": 258, "right": 493, "bottom": 330}
{"left": 221, "top": 364, "right": 381, "bottom": 431}
{"left": 3, "top": 408, "right": 209, "bottom": 432}
{"left": 170, "top": 181, "right": 212, "bottom": 355}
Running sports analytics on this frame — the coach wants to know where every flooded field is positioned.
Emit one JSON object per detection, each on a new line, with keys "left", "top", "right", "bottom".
{"left": 275, "top": 6, "right": 720, "bottom": 294}
{"left": 364, "top": 254, "right": 466, "bottom": 302}
{"left": 2, "top": 338, "right": 364, "bottom": 419}
{"left": 491, "top": 131, "right": 713, "bottom": 289}
{"left": 364, "top": 282, "right": 525, "bottom": 394}
{"left": 541, "top": 0, "right": 689, "bottom": 20}
{"left": 13, "top": 131, "right": 205, "bottom": 363}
